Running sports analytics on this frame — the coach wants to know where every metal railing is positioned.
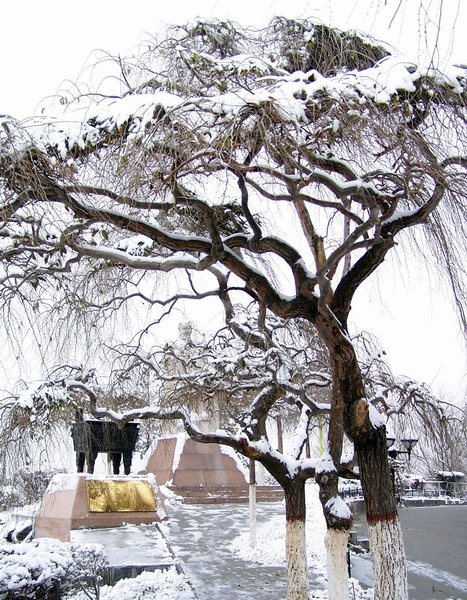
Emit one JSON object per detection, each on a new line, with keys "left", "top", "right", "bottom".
{"left": 401, "top": 480, "right": 467, "bottom": 500}
{"left": 340, "top": 482, "right": 363, "bottom": 499}
{"left": 340, "top": 480, "right": 467, "bottom": 501}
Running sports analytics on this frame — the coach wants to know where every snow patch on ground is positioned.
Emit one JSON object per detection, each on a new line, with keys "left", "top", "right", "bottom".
{"left": 71, "top": 524, "right": 172, "bottom": 566}
{"left": 230, "top": 483, "right": 372, "bottom": 599}
{"left": 231, "top": 484, "right": 326, "bottom": 572}
{"left": 406, "top": 560, "right": 467, "bottom": 595}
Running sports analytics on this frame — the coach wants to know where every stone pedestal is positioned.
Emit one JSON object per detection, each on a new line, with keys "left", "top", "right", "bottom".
{"left": 35, "top": 474, "right": 167, "bottom": 542}
{"left": 145, "top": 435, "right": 248, "bottom": 487}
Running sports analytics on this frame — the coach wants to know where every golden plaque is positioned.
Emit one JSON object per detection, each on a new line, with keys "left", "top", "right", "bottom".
{"left": 86, "top": 479, "right": 156, "bottom": 512}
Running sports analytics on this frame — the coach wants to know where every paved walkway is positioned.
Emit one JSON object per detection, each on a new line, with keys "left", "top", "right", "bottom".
{"left": 161, "top": 502, "right": 289, "bottom": 600}
{"left": 73, "top": 502, "right": 467, "bottom": 600}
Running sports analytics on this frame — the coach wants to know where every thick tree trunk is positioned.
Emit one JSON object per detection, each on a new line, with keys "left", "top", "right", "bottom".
{"left": 316, "top": 314, "right": 408, "bottom": 600}
{"left": 316, "top": 459, "right": 352, "bottom": 600}
{"left": 357, "top": 431, "right": 408, "bottom": 600}
{"left": 315, "top": 319, "right": 352, "bottom": 600}
{"left": 367, "top": 517, "right": 407, "bottom": 599}
{"left": 283, "top": 480, "right": 308, "bottom": 600}
{"left": 316, "top": 466, "right": 352, "bottom": 599}
{"left": 344, "top": 371, "right": 408, "bottom": 599}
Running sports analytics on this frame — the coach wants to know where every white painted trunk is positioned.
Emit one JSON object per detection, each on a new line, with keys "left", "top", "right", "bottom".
{"left": 286, "top": 519, "right": 308, "bottom": 600}
{"left": 249, "top": 483, "right": 257, "bottom": 548}
{"left": 325, "top": 529, "right": 349, "bottom": 600}
{"left": 368, "top": 517, "right": 408, "bottom": 600}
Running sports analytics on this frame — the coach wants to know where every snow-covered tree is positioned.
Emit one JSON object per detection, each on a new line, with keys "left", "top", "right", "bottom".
{"left": 3, "top": 304, "right": 348, "bottom": 599}
{"left": 0, "top": 17, "right": 466, "bottom": 600}
{"left": 2, "top": 306, "right": 458, "bottom": 599}
{"left": 388, "top": 391, "right": 467, "bottom": 477}
{"left": 106, "top": 306, "right": 344, "bottom": 598}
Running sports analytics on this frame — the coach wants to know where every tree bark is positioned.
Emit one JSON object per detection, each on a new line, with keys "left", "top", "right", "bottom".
{"left": 316, "top": 460, "right": 352, "bottom": 600}
{"left": 315, "top": 319, "right": 353, "bottom": 600}
{"left": 367, "top": 516, "right": 408, "bottom": 600}
{"left": 356, "top": 432, "right": 408, "bottom": 600}
{"left": 283, "top": 480, "right": 309, "bottom": 600}
{"left": 317, "top": 466, "right": 352, "bottom": 600}
{"left": 325, "top": 529, "right": 350, "bottom": 600}
{"left": 316, "top": 314, "right": 408, "bottom": 600}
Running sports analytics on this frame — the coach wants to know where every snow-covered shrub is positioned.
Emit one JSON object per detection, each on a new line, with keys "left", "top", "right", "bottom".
{"left": 436, "top": 470, "right": 465, "bottom": 482}
{"left": 0, "top": 539, "right": 107, "bottom": 599}
{"left": 13, "top": 468, "right": 65, "bottom": 507}
{"left": 63, "top": 543, "right": 108, "bottom": 599}
{"left": 97, "top": 568, "right": 196, "bottom": 600}
{"left": 0, "top": 469, "right": 66, "bottom": 512}
{"left": 0, "top": 487, "right": 21, "bottom": 512}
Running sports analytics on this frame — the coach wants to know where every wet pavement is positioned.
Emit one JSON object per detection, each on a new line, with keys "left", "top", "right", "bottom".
{"left": 72, "top": 523, "right": 174, "bottom": 567}
{"left": 72, "top": 501, "right": 467, "bottom": 600}
{"left": 352, "top": 504, "right": 467, "bottom": 600}
{"left": 161, "top": 502, "right": 289, "bottom": 600}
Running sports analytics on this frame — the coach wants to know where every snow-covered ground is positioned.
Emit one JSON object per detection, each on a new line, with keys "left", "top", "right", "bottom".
{"left": 72, "top": 523, "right": 174, "bottom": 567}
{"left": 61, "top": 482, "right": 373, "bottom": 599}
{"left": 2, "top": 482, "right": 466, "bottom": 599}
{"left": 159, "top": 482, "right": 373, "bottom": 599}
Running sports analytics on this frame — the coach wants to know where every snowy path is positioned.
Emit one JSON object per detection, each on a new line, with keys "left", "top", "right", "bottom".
{"left": 68, "top": 489, "right": 467, "bottom": 599}
{"left": 161, "top": 502, "right": 289, "bottom": 599}
{"left": 160, "top": 487, "right": 372, "bottom": 600}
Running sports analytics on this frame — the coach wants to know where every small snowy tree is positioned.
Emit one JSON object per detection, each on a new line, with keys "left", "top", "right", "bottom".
{"left": 106, "top": 307, "right": 345, "bottom": 599}
{"left": 4, "top": 307, "right": 351, "bottom": 600}
{"left": 3, "top": 307, "right": 455, "bottom": 600}
{"left": 388, "top": 392, "right": 467, "bottom": 476}
{"left": 354, "top": 331, "right": 467, "bottom": 477}
{"left": 0, "top": 17, "right": 466, "bottom": 600}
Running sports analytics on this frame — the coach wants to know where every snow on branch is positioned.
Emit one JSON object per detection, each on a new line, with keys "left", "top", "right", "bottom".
{"left": 1, "top": 24, "right": 464, "bottom": 165}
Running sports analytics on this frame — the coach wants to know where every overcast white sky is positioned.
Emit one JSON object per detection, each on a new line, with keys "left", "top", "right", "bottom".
{"left": 0, "top": 0, "right": 465, "bottom": 398}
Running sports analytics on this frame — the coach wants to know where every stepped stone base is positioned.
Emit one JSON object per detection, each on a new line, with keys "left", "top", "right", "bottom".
{"left": 170, "top": 484, "right": 285, "bottom": 504}
{"left": 144, "top": 436, "right": 284, "bottom": 504}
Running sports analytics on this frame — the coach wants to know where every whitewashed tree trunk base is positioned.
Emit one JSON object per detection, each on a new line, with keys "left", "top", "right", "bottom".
{"left": 368, "top": 517, "right": 408, "bottom": 600}
{"left": 286, "top": 519, "right": 308, "bottom": 600}
{"left": 325, "top": 528, "right": 349, "bottom": 600}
